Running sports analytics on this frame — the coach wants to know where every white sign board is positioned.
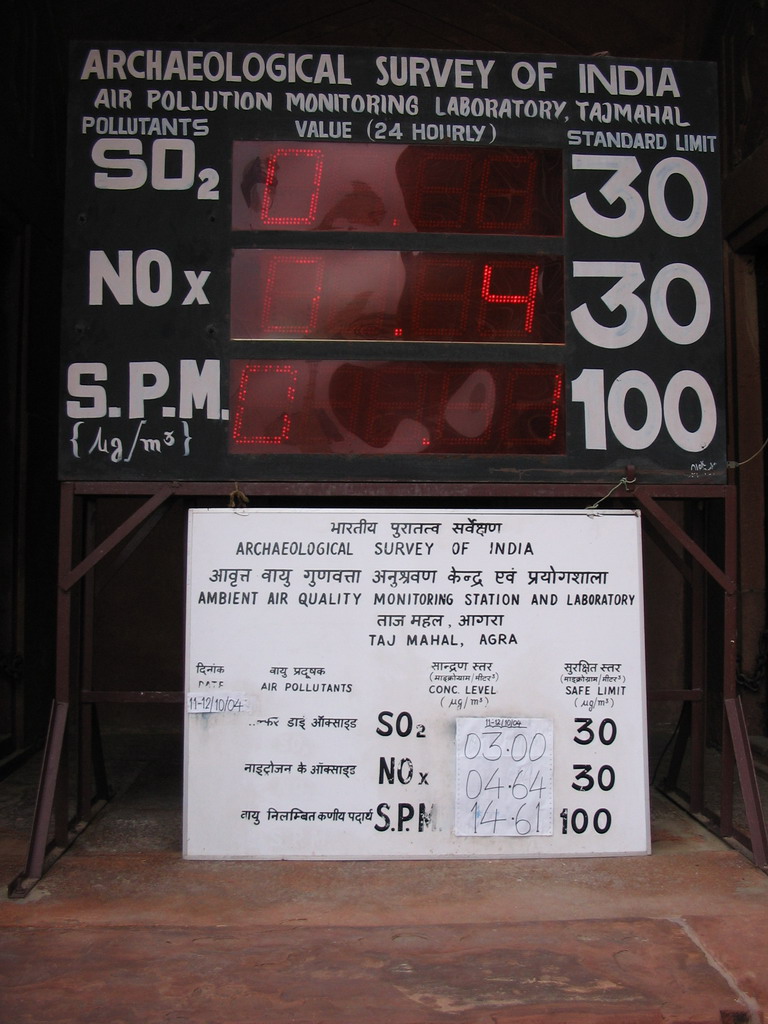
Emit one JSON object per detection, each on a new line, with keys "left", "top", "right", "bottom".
{"left": 183, "top": 508, "right": 649, "bottom": 859}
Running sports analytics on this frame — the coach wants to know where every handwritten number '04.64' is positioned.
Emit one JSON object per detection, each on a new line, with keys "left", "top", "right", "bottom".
{"left": 465, "top": 766, "right": 546, "bottom": 801}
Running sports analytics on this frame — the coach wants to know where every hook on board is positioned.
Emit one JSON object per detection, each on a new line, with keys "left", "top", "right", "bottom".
{"left": 228, "top": 484, "right": 250, "bottom": 509}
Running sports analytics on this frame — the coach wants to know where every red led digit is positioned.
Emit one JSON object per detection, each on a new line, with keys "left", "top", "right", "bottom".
{"left": 327, "top": 364, "right": 365, "bottom": 442}
{"left": 478, "top": 152, "right": 538, "bottom": 231}
{"left": 409, "top": 150, "right": 472, "bottom": 229}
{"left": 365, "top": 364, "right": 430, "bottom": 448}
{"left": 548, "top": 372, "right": 564, "bottom": 441}
{"left": 434, "top": 367, "right": 495, "bottom": 447}
{"left": 499, "top": 367, "right": 564, "bottom": 446}
{"left": 262, "top": 254, "right": 325, "bottom": 335}
{"left": 231, "top": 362, "right": 297, "bottom": 446}
{"left": 481, "top": 261, "right": 540, "bottom": 335}
{"left": 412, "top": 255, "right": 473, "bottom": 339}
{"left": 261, "top": 147, "right": 324, "bottom": 226}
{"left": 329, "top": 364, "right": 430, "bottom": 448}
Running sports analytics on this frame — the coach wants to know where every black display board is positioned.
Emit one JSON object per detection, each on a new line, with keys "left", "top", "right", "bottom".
{"left": 60, "top": 45, "right": 725, "bottom": 483}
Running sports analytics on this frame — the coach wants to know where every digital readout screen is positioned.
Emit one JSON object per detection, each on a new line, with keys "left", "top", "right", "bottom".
{"left": 229, "top": 359, "right": 565, "bottom": 455}
{"left": 230, "top": 250, "right": 563, "bottom": 343}
{"left": 231, "top": 142, "right": 563, "bottom": 235}
{"left": 229, "top": 140, "right": 565, "bottom": 457}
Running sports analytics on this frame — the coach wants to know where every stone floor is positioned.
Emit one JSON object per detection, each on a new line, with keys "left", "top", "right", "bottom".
{"left": 1, "top": 734, "right": 767, "bottom": 1023}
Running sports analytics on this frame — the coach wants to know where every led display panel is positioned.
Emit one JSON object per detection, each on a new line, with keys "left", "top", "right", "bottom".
{"left": 60, "top": 45, "right": 725, "bottom": 482}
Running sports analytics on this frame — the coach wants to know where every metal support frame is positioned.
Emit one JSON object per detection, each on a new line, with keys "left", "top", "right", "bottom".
{"left": 7, "top": 477, "right": 768, "bottom": 897}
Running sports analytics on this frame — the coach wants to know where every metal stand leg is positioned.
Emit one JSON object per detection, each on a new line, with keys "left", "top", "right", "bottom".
{"left": 7, "top": 700, "right": 69, "bottom": 898}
